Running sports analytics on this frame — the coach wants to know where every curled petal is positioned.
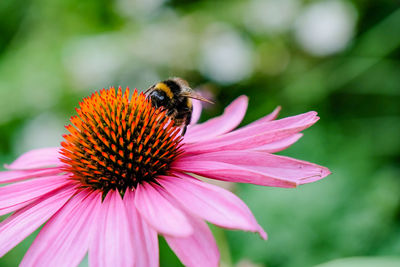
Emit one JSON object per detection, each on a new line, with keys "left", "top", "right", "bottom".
{"left": 158, "top": 174, "right": 266, "bottom": 239}
{"left": 0, "top": 186, "right": 75, "bottom": 257}
{"left": 165, "top": 215, "right": 220, "bottom": 267}
{"left": 124, "top": 190, "right": 158, "bottom": 267}
{"left": 21, "top": 190, "right": 100, "bottom": 267}
{"left": 5, "top": 147, "right": 63, "bottom": 170}
{"left": 89, "top": 191, "right": 135, "bottom": 267}
{"left": 135, "top": 182, "right": 193, "bottom": 237}
{"left": 185, "top": 96, "right": 248, "bottom": 143}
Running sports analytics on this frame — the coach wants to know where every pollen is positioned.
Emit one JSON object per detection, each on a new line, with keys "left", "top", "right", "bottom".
{"left": 60, "top": 87, "right": 183, "bottom": 195}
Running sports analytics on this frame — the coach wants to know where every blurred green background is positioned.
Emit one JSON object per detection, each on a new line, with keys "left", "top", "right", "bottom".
{"left": 0, "top": 0, "right": 399, "bottom": 266}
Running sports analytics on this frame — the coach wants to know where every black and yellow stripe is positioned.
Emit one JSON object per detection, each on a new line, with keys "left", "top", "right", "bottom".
{"left": 154, "top": 82, "right": 174, "bottom": 99}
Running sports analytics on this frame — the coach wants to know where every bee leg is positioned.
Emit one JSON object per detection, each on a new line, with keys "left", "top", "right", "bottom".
{"left": 181, "top": 112, "right": 192, "bottom": 136}
{"left": 167, "top": 109, "right": 175, "bottom": 116}
{"left": 181, "top": 125, "right": 187, "bottom": 136}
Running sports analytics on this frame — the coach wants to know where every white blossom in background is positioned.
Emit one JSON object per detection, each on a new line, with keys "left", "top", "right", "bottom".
{"left": 199, "top": 25, "right": 254, "bottom": 85}
{"left": 294, "top": 0, "right": 357, "bottom": 56}
{"left": 244, "top": 0, "right": 300, "bottom": 34}
{"left": 13, "top": 113, "right": 65, "bottom": 155}
{"left": 62, "top": 35, "right": 125, "bottom": 90}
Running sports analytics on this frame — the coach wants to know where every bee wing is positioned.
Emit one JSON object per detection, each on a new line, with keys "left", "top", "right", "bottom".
{"left": 181, "top": 90, "right": 214, "bottom": 104}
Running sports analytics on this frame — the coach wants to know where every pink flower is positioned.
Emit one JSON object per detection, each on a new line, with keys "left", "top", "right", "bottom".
{"left": 0, "top": 87, "right": 330, "bottom": 267}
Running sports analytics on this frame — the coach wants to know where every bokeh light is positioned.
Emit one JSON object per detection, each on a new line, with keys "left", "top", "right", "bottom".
{"left": 294, "top": 0, "right": 357, "bottom": 56}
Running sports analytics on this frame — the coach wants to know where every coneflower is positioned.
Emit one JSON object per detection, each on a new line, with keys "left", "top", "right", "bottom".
{"left": 0, "top": 87, "right": 330, "bottom": 267}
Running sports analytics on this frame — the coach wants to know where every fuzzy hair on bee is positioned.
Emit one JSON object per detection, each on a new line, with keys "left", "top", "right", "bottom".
{"left": 144, "top": 77, "right": 213, "bottom": 135}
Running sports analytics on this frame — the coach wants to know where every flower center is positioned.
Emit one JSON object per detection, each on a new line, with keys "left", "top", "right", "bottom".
{"left": 60, "top": 87, "right": 183, "bottom": 195}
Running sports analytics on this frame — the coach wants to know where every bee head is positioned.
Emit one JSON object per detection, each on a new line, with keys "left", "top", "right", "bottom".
{"left": 148, "top": 88, "right": 170, "bottom": 109}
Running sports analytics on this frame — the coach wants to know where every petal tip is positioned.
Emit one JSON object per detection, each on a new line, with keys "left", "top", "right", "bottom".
{"left": 258, "top": 227, "right": 268, "bottom": 240}
{"left": 321, "top": 167, "right": 332, "bottom": 178}
{"left": 298, "top": 166, "right": 332, "bottom": 185}
{"left": 238, "top": 95, "right": 249, "bottom": 102}
{"left": 234, "top": 95, "right": 249, "bottom": 109}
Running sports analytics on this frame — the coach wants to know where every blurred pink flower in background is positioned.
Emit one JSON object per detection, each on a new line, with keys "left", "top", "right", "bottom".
{"left": 0, "top": 87, "right": 330, "bottom": 267}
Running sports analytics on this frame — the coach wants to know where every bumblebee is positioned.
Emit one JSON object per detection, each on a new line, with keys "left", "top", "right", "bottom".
{"left": 145, "top": 77, "right": 213, "bottom": 135}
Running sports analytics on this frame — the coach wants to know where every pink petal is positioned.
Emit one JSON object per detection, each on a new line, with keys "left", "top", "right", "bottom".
{"left": 190, "top": 99, "right": 202, "bottom": 125}
{"left": 165, "top": 215, "right": 220, "bottom": 267}
{"left": 172, "top": 160, "right": 298, "bottom": 188}
{"left": 0, "top": 168, "right": 63, "bottom": 184}
{"left": 20, "top": 189, "right": 101, "bottom": 267}
{"left": 124, "top": 190, "right": 159, "bottom": 267}
{"left": 184, "top": 111, "right": 319, "bottom": 154}
{"left": 185, "top": 96, "right": 248, "bottom": 143}
{"left": 89, "top": 191, "right": 135, "bottom": 267}
{"left": 176, "top": 151, "right": 331, "bottom": 185}
{"left": 135, "top": 182, "right": 193, "bottom": 237}
{"left": 0, "top": 175, "right": 71, "bottom": 216}
{"left": 222, "top": 111, "right": 317, "bottom": 142}
{"left": 0, "top": 186, "right": 76, "bottom": 257}
{"left": 6, "top": 147, "right": 64, "bottom": 170}
{"left": 244, "top": 106, "right": 281, "bottom": 126}
{"left": 250, "top": 133, "right": 303, "bottom": 153}
{"left": 158, "top": 174, "right": 266, "bottom": 239}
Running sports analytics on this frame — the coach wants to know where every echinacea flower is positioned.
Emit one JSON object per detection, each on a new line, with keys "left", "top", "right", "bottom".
{"left": 0, "top": 87, "right": 330, "bottom": 267}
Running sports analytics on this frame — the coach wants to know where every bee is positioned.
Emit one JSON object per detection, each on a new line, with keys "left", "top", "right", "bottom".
{"left": 145, "top": 77, "right": 213, "bottom": 135}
